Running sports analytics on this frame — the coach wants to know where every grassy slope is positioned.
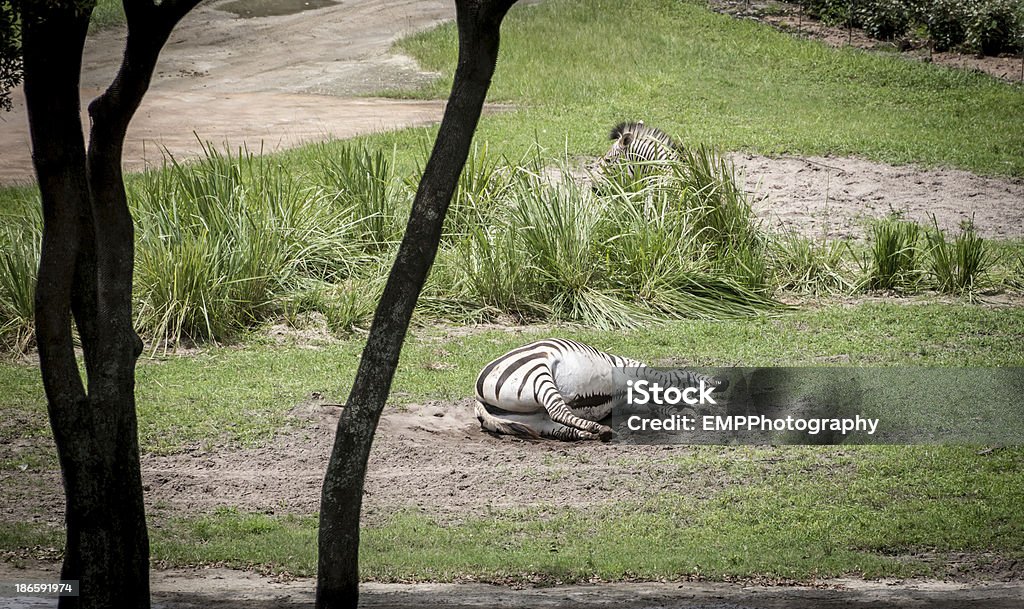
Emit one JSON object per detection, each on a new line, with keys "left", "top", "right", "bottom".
{"left": 396, "top": 0, "right": 1024, "bottom": 176}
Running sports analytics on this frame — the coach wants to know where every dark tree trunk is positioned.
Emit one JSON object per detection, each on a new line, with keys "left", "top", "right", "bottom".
{"left": 316, "top": 2, "right": 518, "bottom": 608}
{"left": 20, "top": 2, "right": 200, "bottom": 607}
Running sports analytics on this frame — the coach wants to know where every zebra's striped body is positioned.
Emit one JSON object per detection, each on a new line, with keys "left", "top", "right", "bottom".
{"left": 474, "top": 338, "right": 722, "bottom": 441}
{"left": 599, "top": 121, "right": 683, "bottom": 181}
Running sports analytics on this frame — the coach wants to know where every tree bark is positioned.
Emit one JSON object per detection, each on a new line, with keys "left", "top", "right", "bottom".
{"left": 316, "top": 2, "right": 518, "bottom": 608}
{"left": 21, "top": 2, "right": 200, "bottom": 607}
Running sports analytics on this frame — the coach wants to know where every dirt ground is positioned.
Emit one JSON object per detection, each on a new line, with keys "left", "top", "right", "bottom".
{"left": 731, "top": 153, "right": 1024, "bottom": 240}
{"left": 1, "top": 0, "right": 1023, "bottom": 606}
{"left": 4, "top": 400, "right": 1024, "bottom": 608}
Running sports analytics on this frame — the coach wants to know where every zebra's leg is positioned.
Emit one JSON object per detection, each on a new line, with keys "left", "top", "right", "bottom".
{"left": 535, "top": 370, "right": 614, "bottom": 441}
{"left": 546, "top": 424, "right": 601, "bottom": 442}
{"left": 475, "top": 401, "right": 541, "bottom": 439}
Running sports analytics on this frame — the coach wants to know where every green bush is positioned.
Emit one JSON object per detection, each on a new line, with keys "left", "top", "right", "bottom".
{"left": 796, "top": 0, "right": 1024, "bottom": 54}
{"left": 859, "top": 0, "right": 914, "bottom": 40}
{"left": 962, "top": 0, "right": 1022, "bottom": 56}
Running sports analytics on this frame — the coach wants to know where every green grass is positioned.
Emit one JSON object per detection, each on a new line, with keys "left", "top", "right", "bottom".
{"left": 151, "top": 508, "right": 319, "bottom": 576}
{"left": 1, "top": 303, "right": 1022, "bottom": 454}
{"left": 8, "top": 443, "right": 1022, "bottom": 582}
{"left": 142, "top": 446, "right": 1022, "bottom": 581}
{"left": 396, "top": 0, "right": 1024, "bottom": 177}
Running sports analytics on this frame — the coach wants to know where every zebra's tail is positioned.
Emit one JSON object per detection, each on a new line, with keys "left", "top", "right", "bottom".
{"left": 474, "top": 400, "right": 541, "bottom": 439}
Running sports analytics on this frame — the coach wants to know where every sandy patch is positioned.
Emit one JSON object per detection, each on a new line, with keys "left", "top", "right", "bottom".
{"left": 732, "top": 153, "right": 1024, "bottom": 239}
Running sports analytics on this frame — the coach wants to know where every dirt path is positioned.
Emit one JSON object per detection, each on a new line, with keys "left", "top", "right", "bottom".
{"left": 2, "top": 560, "right": 1023, "bottom": 609}
{"left": 0, "top": 0, "right": 454, "bottom": 186}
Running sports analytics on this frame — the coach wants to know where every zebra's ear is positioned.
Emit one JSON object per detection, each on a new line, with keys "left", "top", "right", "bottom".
{"left": 620, "top": 132, "right": 633, "bottom": 147}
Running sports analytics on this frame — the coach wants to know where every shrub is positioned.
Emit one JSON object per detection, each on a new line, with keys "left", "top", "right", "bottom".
{"left": 962, "top": 0, "right": 1022, "bottom": 55}
{"left": 859, "top": 0, "right": 914, "bottom": 40}
{"left": 795, "top": 0, "right": 1024, "bottom": 55}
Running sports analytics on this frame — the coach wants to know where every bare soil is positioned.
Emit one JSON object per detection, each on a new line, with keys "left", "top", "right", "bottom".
{"left": 732, "top": 153, "right": 1024, "bottom": 240}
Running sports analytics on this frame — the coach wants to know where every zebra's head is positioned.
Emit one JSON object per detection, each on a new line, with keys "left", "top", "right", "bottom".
{"left": 600, "top": 120, "right": 647, "bottom": 168}
{"left": 593, "top": 121, "right": 681, "bottom": 181}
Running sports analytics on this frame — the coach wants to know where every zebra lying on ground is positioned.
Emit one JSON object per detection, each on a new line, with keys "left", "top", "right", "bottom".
{"left": 474, "top": 338, "right": 724, "bottom": 441}
{"left": 595, "top": 120, "right": 684, "bottom": 182}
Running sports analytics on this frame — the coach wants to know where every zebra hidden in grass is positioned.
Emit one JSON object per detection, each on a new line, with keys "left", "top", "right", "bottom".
{"left": 474, "top": 338, "right": 724, "bottom": 442}
{"left": 595, "top": 120, "right": 684, "bottom": 184}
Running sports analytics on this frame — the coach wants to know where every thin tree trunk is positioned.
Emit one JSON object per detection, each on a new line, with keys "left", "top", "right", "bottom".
{"left": 316, "top": 2, "right": 517, "bottom": 608}
{"left": 21, "top": 2, "right": 201, "bottom": 606}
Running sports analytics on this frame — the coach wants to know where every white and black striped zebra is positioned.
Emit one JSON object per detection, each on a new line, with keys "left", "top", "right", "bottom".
{"left": 474, "top": 338, "right": 723, "bottom": 441}
{"left": 597, "top": 121, "right": 683, "bottom": 182}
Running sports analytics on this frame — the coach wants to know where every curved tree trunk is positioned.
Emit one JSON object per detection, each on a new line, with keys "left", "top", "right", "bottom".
{"left": 316, "top": 2, "right": 518, "bottom": 608}
{"left": 20, "top": 2, "right": 201, "bottom": 607}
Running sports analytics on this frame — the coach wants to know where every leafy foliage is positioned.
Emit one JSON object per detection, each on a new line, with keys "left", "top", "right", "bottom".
{"left": 0, "top": 1, "right": 21, "bottom": 112}
{"left": 796, "top": 0, "right": 1024, "bottom": 54}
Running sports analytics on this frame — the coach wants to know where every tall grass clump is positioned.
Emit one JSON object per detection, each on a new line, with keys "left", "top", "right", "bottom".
{"left": 443, "top": 142, "right": 515, "bottom": 241}
{"left": 773, "top": 234, "right": 855, "bottom": 295}
{"left": 0, "top": 209, "right": 41, "bottom": 353}
{"left": 925, "top": 217, "right": 996, "bottom": 294}
{"left": 131, "top": 145, "right": 363, "bottom": 346}
{"left": 0, "top": 141, "right": 785, "bottom": 351}
{"left": 1006, "top": 253, "right": 1024, "bottom": 291}
{"left": 863, "top": 214, "right": 923, "bottom": 291}
{"left": 436, "top": 146, "right": 781, "bottom": 328}
{"left": 314, "top": 143, "right": 408, "bottom": 251}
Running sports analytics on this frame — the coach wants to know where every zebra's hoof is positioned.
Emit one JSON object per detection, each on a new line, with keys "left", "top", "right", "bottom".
{"left": 598, "top": 426, "right": 614, "bottom": 442}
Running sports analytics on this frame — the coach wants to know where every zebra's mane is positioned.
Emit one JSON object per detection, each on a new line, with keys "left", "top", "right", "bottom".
{"left": 608, "top": 121, "right": 680, "bottom": 150}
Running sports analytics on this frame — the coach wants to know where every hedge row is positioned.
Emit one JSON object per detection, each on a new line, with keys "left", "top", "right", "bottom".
{"left": 796, "top": 0, "right": 1024, "bottom": 55}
